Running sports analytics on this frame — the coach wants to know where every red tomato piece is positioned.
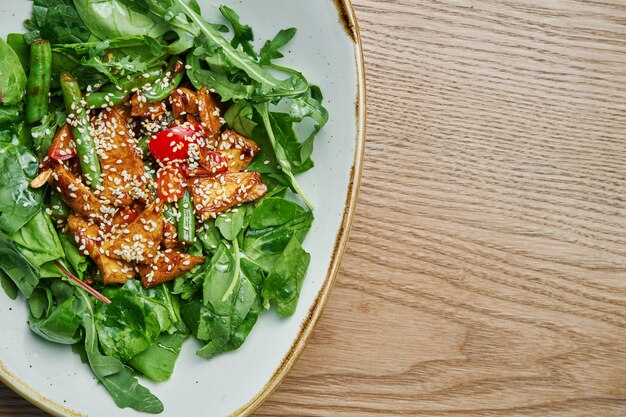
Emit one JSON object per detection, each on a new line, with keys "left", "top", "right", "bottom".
{"left": 48, "top": 125, "right": 77, "bottom": 162}
{"left": 148, "top": 123, "right": 202, "bottom": 163}
{"left": 156, "top": 164, "right": 187, "bottom": 202}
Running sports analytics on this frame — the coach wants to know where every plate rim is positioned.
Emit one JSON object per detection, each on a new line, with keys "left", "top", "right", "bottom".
{"left": 0, "top": 0, "right": 367, "bottom": 415}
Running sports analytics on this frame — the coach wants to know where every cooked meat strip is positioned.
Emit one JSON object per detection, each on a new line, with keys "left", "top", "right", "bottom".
{"left": 92, "top": 107, "right": 148, "bottom": 206}
{"left": 50, "top": 164, "right": 114, "bottom": 222}
{"left": 138, "top": 249, "right": 205, "bottom": 288}
{"left": 196, "top": 87, "right": 222, "bottom": 139}
{"left": 189, "top": 172, "right": 267, "bottom": 220}
{"left": 169, "top": 87, "right": 198, "bottom": 117}
{"left": 131, "top": 93, "right": 167, "bottom": 119}
{"left": 101, "top": 200, "right": 165, "bottom": 264}
{"left": 217, "top": 130, "right": 261, "bottom": 172}
{"left": 67, "top": 215, "right": 135, "bottom": 285}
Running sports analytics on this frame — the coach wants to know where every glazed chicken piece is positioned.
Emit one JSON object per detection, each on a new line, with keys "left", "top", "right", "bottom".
{"left": 138, "top": 249, "right": 205, "bottom": 288}
{"left": 196, "top": 87, "right": 223, "bottom": 139}
{"left": 67, "top": 215, "right": 135, "bottom": 285}
{"left": 130, "top": 93, "right": 167, "bottom": 119}
{"left": 162, "top": 221, "right": 180, "bottom": 250}
{"left": 50, "top": 164, "right": 113, "bottom": 222}
{"left": 189, "top": 172, "right": 267, "bottom": 220}
{"left": 217, "top": 130, "right": 261, "bottom": 172}
{"left": 169, "top": 87, "right": 198, "bottom": 117}
{"left": 92, "top": 107, "right": 148, "bottom": 206}
{"left": 101, "top": 200, "right": 165, "bottom": 264}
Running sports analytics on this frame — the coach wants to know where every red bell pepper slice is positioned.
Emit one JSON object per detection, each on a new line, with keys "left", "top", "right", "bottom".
{"left": 48, "top": 124, "right": 77, "bottom": 162}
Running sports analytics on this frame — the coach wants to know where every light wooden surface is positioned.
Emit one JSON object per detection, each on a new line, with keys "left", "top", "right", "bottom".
{"left": 2, "top": 0, "right": 626, "bottom": 416}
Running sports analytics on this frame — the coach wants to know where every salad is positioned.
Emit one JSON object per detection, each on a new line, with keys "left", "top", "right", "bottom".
{"left": 0, "top": 0, "right": 327, "bottom": 413}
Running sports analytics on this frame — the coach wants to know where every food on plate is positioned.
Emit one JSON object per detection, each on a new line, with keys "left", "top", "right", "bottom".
{"left": 0, "top": 0, "right": 328, "bottom": 413}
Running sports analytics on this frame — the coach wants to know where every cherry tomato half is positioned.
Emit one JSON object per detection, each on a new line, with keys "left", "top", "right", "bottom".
{"left": 156, "top": 163, "right": 187, "bottom": 203}
{"left": 48, "top": 125, "right": 77, "bottom": 162}
{"left": 148, "top": 123, "right": 202, "bottom": 163}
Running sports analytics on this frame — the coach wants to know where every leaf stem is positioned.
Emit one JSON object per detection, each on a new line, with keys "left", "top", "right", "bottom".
{"left": 256, "top": 102, "right": 314, "bottom": 209}
{"left": 54, "top": 261, "right": 111, "bottom": 304}
{"left": 221, "top": 239, "right": 241, "bottom": 302}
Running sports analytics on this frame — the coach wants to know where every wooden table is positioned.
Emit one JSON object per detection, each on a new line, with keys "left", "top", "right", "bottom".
{"left": 2, "top": 0, "right": 625, "bottom": 416}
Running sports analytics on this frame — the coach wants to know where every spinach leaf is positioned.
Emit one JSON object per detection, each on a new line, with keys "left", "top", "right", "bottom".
{"left": 0, "top": 234, "right": 39, "bottom": 298}
{"left": 9, "top": 211, "right": 65, "bottom": 268}
{"left": 31, "top": 0, "right": 91, "bottom": 44}
{"left": 95, "top": 289, "right": 162, "bottom": 362}
{"left": 215, "top": 206, "right": 249, "bottom": 241}
{"left": 0, "top": 269, "right": 18, "bottom": 300}
{"left": 219, "top": 6, "right": 256, "bottom": 59}
{"left": 244, "top": 198, "right": 313, "bottom": 271}
{"left": 59, "top": 233, "right": 90, "bottom": 279}
{"left": 28, "top": 286, "right": 53, "bottom": 320}
{"left": 77, "top": 291, "right": 164, "bottom": 414}
{"left": 120, "top": 280, "right": 187, "bottom": 334}
{"left": 193, "top": 242, "right": 261, "bottom": 359}
{"left": 260, "top": 28, "right": 296, "bottom": 66}
{"left": 0, "top": 37, "right": 27, "bottom": 106}
{"left": 262, "top": 235, "right": 310, "bottom": 317}
{"left": 249, "top": 197, "right": 306, "bottom": 230}
{"left": 128, "top": 332, "right": 187, "bottom": 382}
{"left": 72, "top": 0, "right": 169, "bottom": 40}
{"left": 7, "top": 34, "right": 30, "bottom": 71}
{"left": 0, "top": 141, "right": 44, "bottom": 234}
{"left": 30, "top": 296, "right": 84, "bottom": 344}
{"left": 224, "top": 101, "right": 256, "bottom": 138}
{"left": 0, "top": 106, "right": 21, "bottom": 127}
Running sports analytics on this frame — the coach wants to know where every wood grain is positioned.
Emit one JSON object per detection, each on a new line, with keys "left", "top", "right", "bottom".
{"left": 2, "top": 0, "right": 626, "bottom": 416}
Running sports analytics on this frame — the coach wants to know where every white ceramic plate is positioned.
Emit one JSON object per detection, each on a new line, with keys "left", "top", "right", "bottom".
{"left": 0, "top": 1, "right": 365, "bottom": 416}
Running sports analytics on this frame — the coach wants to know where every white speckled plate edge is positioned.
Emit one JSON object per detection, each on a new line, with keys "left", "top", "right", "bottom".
{"left": 0, "top": 1, "right": 366, "bottom": 416}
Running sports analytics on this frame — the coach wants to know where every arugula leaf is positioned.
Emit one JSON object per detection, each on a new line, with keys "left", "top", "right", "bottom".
{"left": 0, "top": 37, "right": 27, "bottom": 106}
{"left": 219, "top": 6, "right": 256, "bottom": 59}
{"left": 260, "top": 28, "right": 296, "bottom": 66}
{"left": 30, "top": 296, "right": 84, "bottom": 344}
{"left": 186, "top": 53, "right": 254, "bottom": 102}
{"left": 129, "top": 332, "right": 187, "bottom": 382}
{"left": 77, "top": 291, "right": 164, "bottom": 414}
{"left": 30, "top": 0, "right": 91, "bottom": 44}
{"left": 0, "top": 234, "right": 39, "bottom": 298}
{"left": 262, "top": 235, "right": 310, "bottom": 317}
{"left": 0, "top": 141, "right": 43, "bottom": 234}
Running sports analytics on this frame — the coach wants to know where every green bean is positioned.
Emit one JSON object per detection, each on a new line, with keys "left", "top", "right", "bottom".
{"left": 177, "top": 190, "right": 196, "bottom": 245}
{"left": 49, "top": 190, "right": 70, "bottom": 220}
{"left": 84, "top": 68, "right": 163, "bottom": 108}
{"left": 25, "top": 40, "right": 52, "bottom": 124}
{"left": 143, "top": 57, "right": 185, "bottom": 103}
{"left": 60, "top": 72, "right": 102, "bottom": 189}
